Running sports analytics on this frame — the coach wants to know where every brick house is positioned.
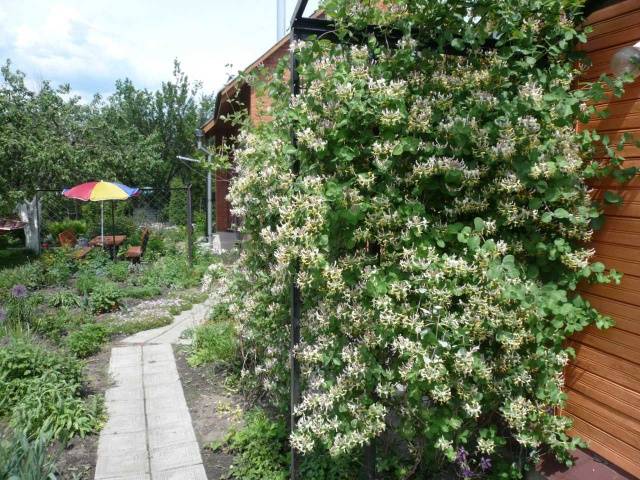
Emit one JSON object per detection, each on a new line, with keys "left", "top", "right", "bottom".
{"left": 201, "top": 2, "right": 640, "bottom": 477}
{"left": 201, "top": 34, "right": 291, "bottom": 232}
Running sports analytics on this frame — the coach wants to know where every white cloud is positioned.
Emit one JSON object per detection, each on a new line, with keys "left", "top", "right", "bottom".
{"left": 0, "top": 0, "right": 320, "bottom": 100}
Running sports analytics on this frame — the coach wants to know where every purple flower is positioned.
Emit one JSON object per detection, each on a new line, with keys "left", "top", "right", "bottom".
{"left": 0, "top": 307, "right": 6, "bottom": 323}
{"left": 480, "top": 457, "right": 492, "bottom": 472}
{"left": 456, "top": 446, "right": 468, "bottom": 464}
{"left": 461, "top": 467, "right": 474, "bottom": 478}
{"left": 11, "top": 284, "right": 28, "bottom": 298}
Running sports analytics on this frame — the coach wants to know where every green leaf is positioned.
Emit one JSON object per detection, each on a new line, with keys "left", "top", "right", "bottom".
{"left": 603, "top": 191, "right": 623, "bottom": 205}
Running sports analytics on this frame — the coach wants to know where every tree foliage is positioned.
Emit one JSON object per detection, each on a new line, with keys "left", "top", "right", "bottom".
{"left": 0, "top": 59, "right": 214, "bottom": 214}
{"left": 217, "top": 0, "right": 636, "bottom": 478}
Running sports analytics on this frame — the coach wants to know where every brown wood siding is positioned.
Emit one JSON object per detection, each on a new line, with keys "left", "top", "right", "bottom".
{"left": 565, "top": 2, "right": 640, "bottom": 477}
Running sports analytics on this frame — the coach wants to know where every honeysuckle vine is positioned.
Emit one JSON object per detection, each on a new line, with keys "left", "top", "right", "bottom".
{"left": 216, "top": 1, "right": 636, "bottom": 477}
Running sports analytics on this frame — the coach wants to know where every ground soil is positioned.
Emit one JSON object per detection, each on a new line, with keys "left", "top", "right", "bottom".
{"left": 55, "top": 344, "right": 112, "bottom": 479}
{"left": 174, "top": 346, "right": 243, "bottom": 479}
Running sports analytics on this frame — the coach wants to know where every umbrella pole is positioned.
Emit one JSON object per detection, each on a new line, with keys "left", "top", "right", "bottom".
{"left": 101, "top": 201, "right": 104, "bottom": 243}
{"left": 111, "top": 201, "right": 116, "bottom": 261}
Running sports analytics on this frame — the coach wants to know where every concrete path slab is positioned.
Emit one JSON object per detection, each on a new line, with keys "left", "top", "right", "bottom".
{"left": 95, "top": 300, "right": 211, "bottom": 480}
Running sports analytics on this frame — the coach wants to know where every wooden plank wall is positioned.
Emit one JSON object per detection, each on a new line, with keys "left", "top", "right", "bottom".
{"left": 565, "top": 1, "right": 640, "bottom": 477}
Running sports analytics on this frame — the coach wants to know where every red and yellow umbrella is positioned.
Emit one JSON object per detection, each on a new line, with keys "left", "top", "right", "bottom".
{"left": 62, "top": 181, "right": 140, "bottom": 247}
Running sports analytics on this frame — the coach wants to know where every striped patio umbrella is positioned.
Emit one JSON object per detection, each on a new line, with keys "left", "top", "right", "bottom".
{"left": 62, "top": 181, "right": 140, "bottom": 245}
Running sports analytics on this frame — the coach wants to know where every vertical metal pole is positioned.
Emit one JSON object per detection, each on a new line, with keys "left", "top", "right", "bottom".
{"left": 290, "top": 28, "right": 302, "bottom": 480}
{"left": 186, "top": 185, "right": 193, "bottom": 266}
{"left": 207, "top": 154, "right": 213, "bottom": 247}
{"left": 111, "top": 201, "right": 116, "bottom": 261}
{"left": 363, "top": 442, "right": 376, "bottom": 479}
{"left": 35, "top": 190, "right": 41, "bottom": 255}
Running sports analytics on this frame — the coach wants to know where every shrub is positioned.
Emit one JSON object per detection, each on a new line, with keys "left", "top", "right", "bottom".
{"left": 0, "top": 430, "right": 58, "bottom": 480}
{"left": 165, "top": 177, "right": 187, "bottom": 226}
{"left": 189, "top": 321, "right": 237, "bottom": 367}
{"left": 145, "top": 234, "right": 166, "bottom": 259}
{"left": 47, "top": 219, "right": 87, "bottom": 239}
{"left": 219, "top": 1, "right": 637, "bottom": 477}
{"left": 139, "top": 254, "right": 204, "bottom": 289}
{"left": 65, "top": 322, "right": 110, "bottom": 358}
{"left": 89, "top": 283, "right": 121, "bottom": 313}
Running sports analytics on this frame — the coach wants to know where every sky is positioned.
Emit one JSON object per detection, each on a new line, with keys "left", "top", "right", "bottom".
{"left": 0, "top": 0, "right": 320, "bottom": 100}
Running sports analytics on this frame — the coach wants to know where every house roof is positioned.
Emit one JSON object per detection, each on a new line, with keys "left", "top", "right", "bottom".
{"left": 202, "top": 9, "right": 324, "bottom": 137}
{"left": 201, "top": 33, "right": 291, "bottom": 136}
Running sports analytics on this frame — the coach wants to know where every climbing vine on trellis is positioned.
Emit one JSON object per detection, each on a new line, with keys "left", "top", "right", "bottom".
{"left": 219, "top": 0, "right": 636, "bottom": 477}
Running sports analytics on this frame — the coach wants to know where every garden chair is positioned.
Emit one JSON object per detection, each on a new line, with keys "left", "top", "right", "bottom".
{"left": 58, "top": 229, "right": 77, "bottom": 248}
{"left": 124, "top": 228, "right": 150, "bottom": 263}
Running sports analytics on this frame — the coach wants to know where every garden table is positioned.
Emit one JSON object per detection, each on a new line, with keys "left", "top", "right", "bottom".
{"left": 89, "top": 235, "right": 126, "bottom": 259}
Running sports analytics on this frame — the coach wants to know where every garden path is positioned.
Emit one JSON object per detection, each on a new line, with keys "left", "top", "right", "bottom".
{"left": 94, "top": 300, "right": 211, "bottom": 480}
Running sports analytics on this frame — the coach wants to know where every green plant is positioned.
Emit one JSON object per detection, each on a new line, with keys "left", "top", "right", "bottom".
{"left": 223, "top": 409, "right": 289, "bottom": 480}
{"left": 121, "top": 285, "right": 163, "bottom": 300}
{"left": 189, "top": 320, "right": 237, "bottom": 367}
{"left": 32, "top": 310, "right": 86, "bottom": 343}
{"left": 165, "top": 177, "right": 188, "bottom": 226}
{"left": 11, "top": 374, "right": 103, "bottom": 439}
{"left": 0, "top": 340, "right": 82, "bottom": 413}
{"left": 89, "top": 283, "right": 121, "bottom": 313}
{"left": 65, "top": 322, "right": 110, "bottom": 358}
{"left": 4, "top": 284, "right": 37, "bottom": 327}
{"left": 106, "top": 261, "right": 129, "bottom": 283}
{"left": 139, "top": 254, "right": 205, "bottom": 289}
{"left": 108, "top": 315, "right": 173, "bottom": 336}
{"left": 75, "top": 270, "right": 99, "bottom": 296}
{"left": 0, "top": 261, "right": 45, "bottom": 292}
{"left": 47, "top": 290, "right": 82, "bottom": 309}
{"left": 0, "top": 430, "right": 58, "bottom": 480}
{"left": 217, "top": 1, "right": 639, "bottom": 477}
{"left": 0, "top": 339, "right": 99, "bottom": 440}
{"left": 145, "top": 234, "right": 166, "bottom": 259}
{"left": 47, "top": 219, "right": 87, "bottom": 238}
{"left": 41, "top": 249, "right": 76, "bottom": 285}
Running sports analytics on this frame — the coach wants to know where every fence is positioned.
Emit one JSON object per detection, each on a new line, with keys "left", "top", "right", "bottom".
{"left": 35, "top": 186, "right": 194, "bottom": 263}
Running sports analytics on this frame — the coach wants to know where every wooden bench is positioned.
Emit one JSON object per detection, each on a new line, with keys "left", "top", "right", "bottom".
{"left": 125, "top": 228, "right": 150, "bottom": 263}
{"left": 58, "top": 229, "right": 77, "bottom": 247}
